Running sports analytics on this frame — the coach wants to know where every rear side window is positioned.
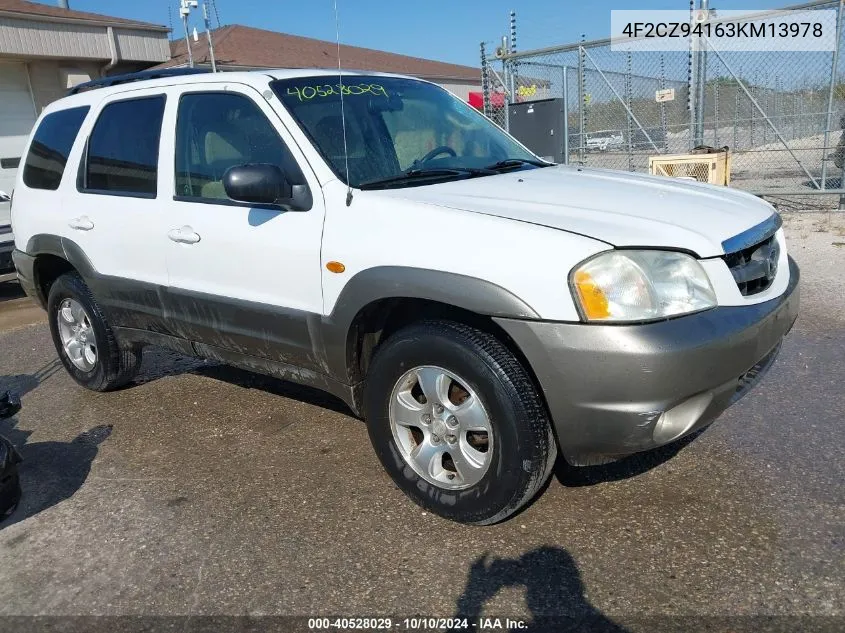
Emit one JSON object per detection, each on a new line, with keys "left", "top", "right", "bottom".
{"left": 83, "top": 95, "right": 165, "bottom": 197}
{"left": 23, "top": 106, "right": 90, "bottom": 190}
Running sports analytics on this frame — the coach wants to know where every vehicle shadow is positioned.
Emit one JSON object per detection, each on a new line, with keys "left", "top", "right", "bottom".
{"left": 1, "top": 360, "right": 111, "bottom": 530}
{"left": 133, "top": 346, "right": 354, "bottom": 417}
{"left": 0, "top": 276, "right": 25, "bottom": 303}
{"left": 454, "top": 547, "right": 629, "bottom": 633}
{"left": 553, "top": 430, "right": 703, "bottom": 488}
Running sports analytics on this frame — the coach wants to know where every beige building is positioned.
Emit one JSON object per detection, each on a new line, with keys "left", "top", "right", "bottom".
{"left": 0, "top": 0, "right": 169, "bottom": 199}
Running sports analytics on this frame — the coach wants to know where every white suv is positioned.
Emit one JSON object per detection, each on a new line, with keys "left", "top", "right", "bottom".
{"left": 10, "top": 69, "right": 798, "bottom": 524}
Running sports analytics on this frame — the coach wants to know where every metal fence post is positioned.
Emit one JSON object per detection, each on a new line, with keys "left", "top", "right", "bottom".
{"left": 660, "top": 54, "right": 668, "bottom": 152}
{"left": 562, "top": 66, "right": 570, "bottom": 165}
{"left": 503, "top": 57, "right": 510, "bottom": 132}
{"left": 626, "top": 51, "right": 634, "bottom": 171}
{"left": 578, "top": 42, "right": 586, "bottom": 163}
{"left": 687, "top": 0, "right": 695, "bottom": 147}
{"left": 733, "top": 81, "right": 739, "bottom": 150}
{"left": 714, "top": 81, "right": 719, "bottom": 147}
{"left": 821, "top": 0, "right": 845, "bottom": 190}
{"left": 693, "top": 0, "right": 709, "bottom": 147}
{"left": 480, "top": 42, "right": 490, "bottom": 119}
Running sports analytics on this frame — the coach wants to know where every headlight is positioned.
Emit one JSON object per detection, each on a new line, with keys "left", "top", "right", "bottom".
{"left": 570, "top": 250, "right": 717, "bottom": 322}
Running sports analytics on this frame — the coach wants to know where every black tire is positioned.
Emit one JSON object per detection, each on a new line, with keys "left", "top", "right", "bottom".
{"left": 47, "top": 271, "right": 141, "bottom": 391}
{"left": 363, "top": 320, "right": 557, "bottom": 525}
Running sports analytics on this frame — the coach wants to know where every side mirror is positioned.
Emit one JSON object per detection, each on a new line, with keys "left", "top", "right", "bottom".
{"left": 223, "top": 164, "right": 311, "bottom": 211}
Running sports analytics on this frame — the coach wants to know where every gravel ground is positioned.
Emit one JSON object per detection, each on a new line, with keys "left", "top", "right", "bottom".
{"left": 0, "top": 215, "right": 842, "bottom": 632}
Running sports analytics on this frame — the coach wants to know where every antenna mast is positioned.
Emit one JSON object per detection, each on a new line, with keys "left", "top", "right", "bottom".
{"left": 333, "top": 0, "right": 353, "bottom": 206}
{"left": 202, "top": 1, "right": 217, "bottom": 72}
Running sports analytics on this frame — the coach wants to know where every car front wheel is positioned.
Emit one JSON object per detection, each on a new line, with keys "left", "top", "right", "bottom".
{"left": 363, "top": 320, "right": 557, "bottom": 525}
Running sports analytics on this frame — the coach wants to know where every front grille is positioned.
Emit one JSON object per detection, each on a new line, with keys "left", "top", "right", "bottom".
{"left": 723, "top": 235, "right": 779, "bottom": 296}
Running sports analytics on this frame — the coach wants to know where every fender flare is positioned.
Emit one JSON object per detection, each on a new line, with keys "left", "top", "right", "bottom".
{"left": 317, "top": 266, "right": 539, "bottom": 382}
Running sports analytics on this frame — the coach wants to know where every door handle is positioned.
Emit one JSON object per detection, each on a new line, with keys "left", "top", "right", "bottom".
{"left": 167, "top": 226, "right": 201, "bottom": 244}
{"left": 68, "top": 216, "right": 94, "bottom": 231}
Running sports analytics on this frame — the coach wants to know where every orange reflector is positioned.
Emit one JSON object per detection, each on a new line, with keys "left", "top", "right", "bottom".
{"left": 326, "top": 261, "right": 346, "bottom": 273}
{"left": 573, "top": 270, "right": 610, "bottom": 319}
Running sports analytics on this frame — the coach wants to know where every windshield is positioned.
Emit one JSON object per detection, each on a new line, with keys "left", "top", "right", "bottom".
{"left": 272, "top": 75, "right": 545, "bottom": 189}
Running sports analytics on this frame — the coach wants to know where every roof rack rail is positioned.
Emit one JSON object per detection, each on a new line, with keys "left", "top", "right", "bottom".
{"left": 68, "top": 68, "right": 212, "bottom": 95}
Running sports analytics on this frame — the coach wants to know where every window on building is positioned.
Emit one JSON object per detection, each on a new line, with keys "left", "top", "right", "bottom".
{"left": 83, "top": 96, "right": 165, "bottom": 196}
{"left": 23, "top": 106, "right": 90, "bottom": 191}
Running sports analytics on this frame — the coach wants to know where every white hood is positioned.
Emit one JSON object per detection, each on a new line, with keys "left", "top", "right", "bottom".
{"left": 375, "top": 165, "right": 776, "bottom": 258}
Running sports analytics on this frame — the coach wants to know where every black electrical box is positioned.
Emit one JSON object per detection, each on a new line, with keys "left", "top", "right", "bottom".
{"left": 507, "top": 98, "right": 570, "bottom": 163}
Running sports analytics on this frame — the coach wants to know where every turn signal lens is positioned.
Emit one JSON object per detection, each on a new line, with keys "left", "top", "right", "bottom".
{"left": 573, "top": 270, "right": 610, "bottom": 319}
{"left": 326, "top": 261, "right": 346, "bottom": 273}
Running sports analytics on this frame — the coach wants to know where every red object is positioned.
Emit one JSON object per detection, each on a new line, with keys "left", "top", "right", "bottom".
{"left": 468, "top": 91, "right": 505, "bottom": 110}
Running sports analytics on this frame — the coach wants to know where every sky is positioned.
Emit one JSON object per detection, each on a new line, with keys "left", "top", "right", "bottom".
{"left": 65, "top": 0, "right": 804, "bottom": 67}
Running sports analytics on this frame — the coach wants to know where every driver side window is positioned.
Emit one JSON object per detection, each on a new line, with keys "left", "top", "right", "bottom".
{"left": 174, "top": 92, "right": 303, "bottom": 201}
{"left": 381, "top": 98, "right": 495, "bottom": 170}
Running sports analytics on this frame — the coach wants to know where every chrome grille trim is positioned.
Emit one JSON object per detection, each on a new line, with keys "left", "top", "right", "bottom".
{"left": 723, "top": 235, "right": 780, "bottom": 296}
{"left": 721, "top": 214, "right": 782, "bottom": 255}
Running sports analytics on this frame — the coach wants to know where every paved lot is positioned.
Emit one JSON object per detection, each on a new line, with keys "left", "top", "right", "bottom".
{"left": 0, "top": 216, "right": 843, "bottom": 632}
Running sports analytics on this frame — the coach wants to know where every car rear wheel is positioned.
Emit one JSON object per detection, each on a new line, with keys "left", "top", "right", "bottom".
{"left": 363, "top": 320, "right": 557, "bottom": 525}
{"left": 47, "top": 271, "right": 141, "bottom": 391}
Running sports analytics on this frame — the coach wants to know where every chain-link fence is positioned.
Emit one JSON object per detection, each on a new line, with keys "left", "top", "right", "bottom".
{"left": 481, "top": 0, "right": 845, "bottom": 207}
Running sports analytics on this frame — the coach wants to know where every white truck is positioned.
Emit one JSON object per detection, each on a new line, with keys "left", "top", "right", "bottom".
{"left": 10, "top": 69, "right": 799, "bottom": 524}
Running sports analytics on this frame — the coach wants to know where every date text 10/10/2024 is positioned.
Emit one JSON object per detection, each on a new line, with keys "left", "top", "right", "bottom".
{"left": 307, "top": 617, "right": 529, "bottom": 630}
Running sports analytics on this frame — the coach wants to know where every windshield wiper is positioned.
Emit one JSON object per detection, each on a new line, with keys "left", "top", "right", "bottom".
{"left": 358, "top": 167, "right": 495, "bottom": 190}
{"left": 482, "top": 158, "right": 552, "bottom": 171}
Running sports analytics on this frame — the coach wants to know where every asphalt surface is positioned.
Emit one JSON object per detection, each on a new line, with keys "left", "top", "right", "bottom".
{"left": 0, "top": 222, "right": 843, "bottom": 633}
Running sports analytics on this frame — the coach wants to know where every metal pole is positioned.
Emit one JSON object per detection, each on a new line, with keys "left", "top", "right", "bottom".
{"left": 502, "top": 36, "right": 510, "bottom": 132}
{"left": 562, "top": 66, "right": 570, "bottom": 165}
{"left": 626, "top": 51, "right": 634, "bottom": 171}
{"left": 734, "top": 80, "right": 739, "bottom": 149}
{"left": 687, "top": 0, "right": 695, "bottom": 148}
{"left": 694, "top": 0, "right": 709, "bottom": 147}
{"left": 503, "top": 69, "right": 510, "bottom": 131}
{"left": 764, "top": 89, "right": 769, "bottom": 144}
{"left": 510, "top": 10, "right": 517, "bottom": 87}
{"left": 579, "top": 37, "right": 586, "bottom": 163}
{"left": 821, "top": 0, "right": 844, "bottom": 190}
{"left": 660, "top": 54, "right": 668, "bottom": 153}
{"left": 182, "top": 14, "right": 193, "bottom": 68}
{"left": 714, "top": 80, "right": 719, "bottom": 147}
{"left": 508, "top": 64, "right": 515, "bottom": 133}
{"left": 480, "top": 42, "right": 491, "bottom": 118}
{"left": 203, "top": 2, "right": 217, "bottom": 72}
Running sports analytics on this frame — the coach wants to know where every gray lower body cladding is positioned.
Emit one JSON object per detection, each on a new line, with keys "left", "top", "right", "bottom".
{"left": 495, "top": 256, "right": 800, "bottom": 465}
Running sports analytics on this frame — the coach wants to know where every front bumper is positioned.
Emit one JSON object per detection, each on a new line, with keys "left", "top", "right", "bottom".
{"left": 496, "top": 256, "right": 800, "bottom": 465}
